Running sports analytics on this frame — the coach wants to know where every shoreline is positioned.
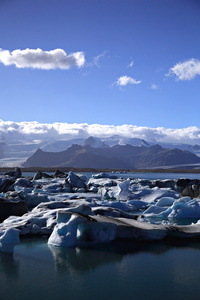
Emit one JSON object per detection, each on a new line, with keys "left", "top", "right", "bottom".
{"left": 1, "top": 167, "right": 200, "bottom": 174}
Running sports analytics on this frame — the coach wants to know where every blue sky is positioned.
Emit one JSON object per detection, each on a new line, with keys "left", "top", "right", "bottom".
{"left": 0, "top": 0, "right": 200, "bottom": 128}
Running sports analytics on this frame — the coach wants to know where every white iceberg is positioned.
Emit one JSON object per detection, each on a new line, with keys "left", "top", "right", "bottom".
{"left": 156, "top": 197, "right": 175, "bottom": 207}
{"left": 169, "top": 198, "right": 200, "bottom": 219}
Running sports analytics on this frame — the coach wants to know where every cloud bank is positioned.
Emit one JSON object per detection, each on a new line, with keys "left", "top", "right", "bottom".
{"left": 116, "top": 75, "right": 141, "bottom": 86}
{"left": 1, "top": 120, "right": 200, "bottom": 145}
{"left": 167, "top": 58, "right": 200, "bottom": 80}
{"left": 0, "top": 48, "right": 85, "bottom": 70}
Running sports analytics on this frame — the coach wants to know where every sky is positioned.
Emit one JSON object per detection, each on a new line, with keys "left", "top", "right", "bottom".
{"left": 0, "top": 0, "right": 200, "bottom": 137}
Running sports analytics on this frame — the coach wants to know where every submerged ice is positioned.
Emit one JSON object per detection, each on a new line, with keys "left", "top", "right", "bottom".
{"left": 1, "top": 170, "right": 200, "bottom": 251}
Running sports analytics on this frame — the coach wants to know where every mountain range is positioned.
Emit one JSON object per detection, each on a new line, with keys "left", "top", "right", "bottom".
{"left": 23, "top": 143, "right": 200, "bottom": 169}
{"left": 1, "top": 135, "right": 200, "bottom": 168}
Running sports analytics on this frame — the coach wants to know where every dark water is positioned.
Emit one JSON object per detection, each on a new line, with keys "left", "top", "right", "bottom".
{"left": 1, "top": 172, "right": 200, "bottom": 299}
{"left": 1, "top": 238, "right": 200, "bottom": 300}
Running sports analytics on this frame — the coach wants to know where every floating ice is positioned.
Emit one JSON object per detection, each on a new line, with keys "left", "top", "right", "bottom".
{"left": 67, "top": 171, "right": 86, "bottom": 190}
{"left": 88, "top": 178, "right": 117, "bottom": 187}
{"left": 156, "top": 197, "right": 175, "bottom": 207}
{"left": 168, "top": 198, "right": 200, "bottom": 219}
{"left": 48, "top": 213, "right": 117, "bottom": 247}
{"left": 142, "top": 205, "right": 169, "bottom": 217}
{"left": 1, "top": 171, "right": 200, "bottom": 248}
{"left": 77, "top": 221, "right": 117, "bottom": 244}
{"left": 141, "top": 187, "right": 177, "bottom": 203}
{"left": 92, "top": 173, "right": 117, "bottom": 179}
{"left": 48, "top": 215, "right": 85, "bottom": 247}
{"left": 0, "top": 228, "right": 20, "bottom": 253}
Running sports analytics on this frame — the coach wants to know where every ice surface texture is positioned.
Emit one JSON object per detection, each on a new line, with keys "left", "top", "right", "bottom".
{"left": 1, "top": 171, "right": 200, "bottom": 250}
{"left": 0, "top": 228, "right": 20, "bottom": 253}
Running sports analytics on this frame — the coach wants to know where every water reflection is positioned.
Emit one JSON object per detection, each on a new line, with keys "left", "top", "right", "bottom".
{"left": 48, "top": 239, "right": 200, "bottom": 273}
{"left": 49, "top": 244, "right": 123, "bottom": 272}
{"left": 1, "top": 238, "right": 200, "bottom": 300}
{"left": 0, "top": 252, "right": 19, "bottom": 278}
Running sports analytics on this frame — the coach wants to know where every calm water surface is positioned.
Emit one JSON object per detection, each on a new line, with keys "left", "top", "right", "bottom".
{"left": 22, "top": 171, "right": 200, "bottom": 181}
{"left": 1, "top": 238, "right": 200, "bottom": 300}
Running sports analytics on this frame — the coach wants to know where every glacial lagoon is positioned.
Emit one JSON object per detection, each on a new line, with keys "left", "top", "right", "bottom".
{"left": 1, "top": 172, "right": 200, "bottom": 299}
{"left": 1, "top": 238, "right": 200, "bottom": 300}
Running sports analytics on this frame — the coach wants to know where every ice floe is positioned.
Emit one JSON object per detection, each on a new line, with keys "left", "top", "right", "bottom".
{"left": 1, "top": 170, "right": 200, "bottom": 252}
{"left": 0, "top": 228, "right": 20, "bottom": 253}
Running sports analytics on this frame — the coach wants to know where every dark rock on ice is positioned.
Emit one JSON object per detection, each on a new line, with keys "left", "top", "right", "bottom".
{"left": 0, "top": 198, "right": 28, "bottom": 223}
{"left": 176, "top": 178, "right": 200, "bottom": 190}
{"left": 33, "top": 171, "right": 52, "bottom": 180}
{"left": 136, "top": 179, "right": 154, "bottom": 187}
{"left": 176, "top": 178, "right": 191, "bottom": 189}
{"left": 14, "top": 178, "right": 33, "bottom": 188}
{"left": 5, "top": 191, "right": 22, "bottom": 202}
{"left": 181, "top": 185, "right": 200, "bottom": 199}
{"left": 0, "top": 178, "right": 15, "bottom": 193}
{"left": 4, "top": 167, "right": 22, "bottom": 178}
{"left": 153, "top": 179, "right": 175, "bottom": 189}
{"left": 53, "top": 170, "right": 67, "bottom": 178}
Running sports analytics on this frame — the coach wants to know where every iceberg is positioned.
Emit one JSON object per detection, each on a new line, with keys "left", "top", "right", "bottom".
{"left": 48, "top": 213, "right": 117, "bottom": 247}
{"left": 156, "top": 197, "right": 175, "bottom": 207}
{"left": 1, "top": 170, "right": 200, "bottom": 249}
{"left": 0, "top": 228, "right": 20, "bottom": 253}
{"left": 169, "top": 198, "right": 200, "bottom": 219}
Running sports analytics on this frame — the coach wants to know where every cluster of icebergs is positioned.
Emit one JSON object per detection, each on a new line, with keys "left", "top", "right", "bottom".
{"left": 1, "top": 170, "right": 200, "bottom": 253}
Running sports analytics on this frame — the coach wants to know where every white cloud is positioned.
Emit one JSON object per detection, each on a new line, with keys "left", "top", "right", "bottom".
{"left": 86, "top": 50, "right": 108, "bottom": 68}
{"left": 151, "top": 84, "right": 159, "bottom": 90}
{"left": 93, "top": 51, "right": 108, "bottom": 68}
{"left": 116, "top": 75, "right": 141, "bottom": 86}
{"left": 0, "top": 48, "right": 85, "bottom": 70}
{"left": 166, "top": 58, "right": 200, "bottom": 80}
{"left": 1, "top": 120, "right": 200, "bottom": 146}
{"left": 128, "top": 61, "right": 134, "bottom": 68}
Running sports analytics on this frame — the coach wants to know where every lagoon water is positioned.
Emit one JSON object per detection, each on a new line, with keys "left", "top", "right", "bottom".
{"left": 1, "top": 238, "right": 200, "bottom": 300}
{"left": 1, "top": 172, "right": 200, "bottom": 300}
{"left": 22, "top": 171, "right": 200, "bottom": 181}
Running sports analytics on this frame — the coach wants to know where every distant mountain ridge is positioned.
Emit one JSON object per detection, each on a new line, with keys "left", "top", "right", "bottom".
{"left": 23, "top": 143, "right": 200, "bottom": 169}
{"left": 1, "top": 134, "right": 200, "bottom": 167}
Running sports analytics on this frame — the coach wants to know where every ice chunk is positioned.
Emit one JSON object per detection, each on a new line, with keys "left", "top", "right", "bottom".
{"left": 98, "top": 186, "right": 116, "bottom": 199}
{"left": 92, "top": 173, "right": 117, "bottom": 179}
{"left": 48, "top": 215, "right": 87, "bottom": 247}
{"left": 77, "top": 222, "right": 117, "bottom": 244}
{"left": 126, "top": 200, "right": 149, "bottom": 210}
{"left": 169, "top": 198, "right": 200, "bottom": 219}
{"left": 142, "top": 205, "right": 169, "bottom": 217}
{"left": 20, "top": 192, "right": 49, "bottom": 208}
{"left": 156, "top": 197, "right": 175, "bottom": 207}
{"left": 108, "top": 201, "right": 136, "bottom": 212}
{"left": 108, "top": 179, "right": 134, "bottom": 200}
{"left": 43, "top": 183, "right": 63, "bottom": 192}
{"left": 67, "top": 171, "right": 86, "bottom": 189}
{"left": 0, "top": 228, "right": 20, "bottom": 253}
{"left": 141, "top": 187, "right": 175, "bottom": 203}
{"left": 88, "top": 178, "right": 117, "bottom": 187}
{"left": 56, "top": 204, "right": 94, "bottom": 223}
{"left": 48, "top": 213, "right": 117, "bottom": 247}
{"left": 14, "top": 178, "right": 33, "bottom": 188}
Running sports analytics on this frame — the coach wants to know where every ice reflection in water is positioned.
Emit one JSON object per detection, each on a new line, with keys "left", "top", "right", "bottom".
{"left": 1, "top": 239, "right": 200, "bottom": 299}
